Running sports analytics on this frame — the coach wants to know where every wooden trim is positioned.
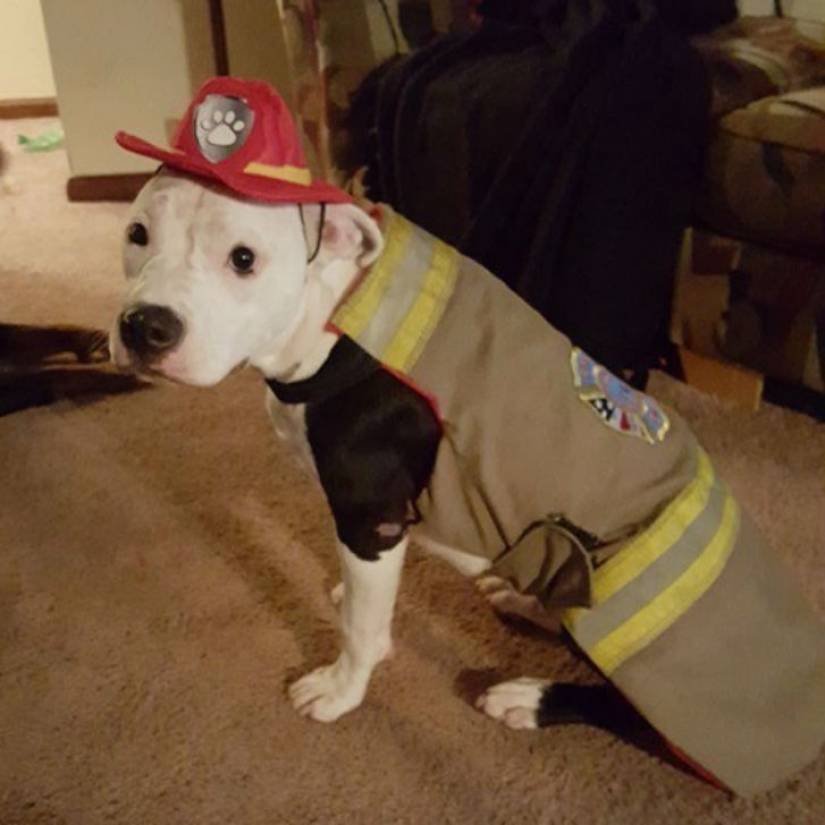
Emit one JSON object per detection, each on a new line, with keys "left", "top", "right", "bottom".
{"left": 67, "top": 173, "right": 152, "bottom": 202}
{"left": 0, "top": 97, "right": 59, "bottom": 119}
{"left": 209, "top": 0, "right": 230, "bottom": 75}
{"left": 677, "top": 347, "right": 763, "bottom": 412}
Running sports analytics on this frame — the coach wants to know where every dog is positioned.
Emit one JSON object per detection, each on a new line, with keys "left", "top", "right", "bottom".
{"left": 0, "top": 322, "right": 134, "bottom": 416}
{"left": 110, "top": 77, "right": 825, "bottom": 797}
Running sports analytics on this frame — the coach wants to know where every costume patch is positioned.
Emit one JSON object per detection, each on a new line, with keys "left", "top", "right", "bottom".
{"left": 571, "top": 348, "right": 669, "bottom": 444}
{"left": 194, "top": 94, "right": 253, "bottom": 163}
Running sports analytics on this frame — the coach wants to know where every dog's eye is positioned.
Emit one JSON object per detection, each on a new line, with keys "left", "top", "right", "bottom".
{"left": 229, "top": 245, "right": 256, "bottom": 275}
{"left": 127, "top": 222, "right": 149, "bottom": 246}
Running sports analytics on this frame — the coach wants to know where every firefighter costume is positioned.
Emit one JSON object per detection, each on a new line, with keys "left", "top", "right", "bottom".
{"left": 118, "top": 76, "right": 825, "bottom": 797}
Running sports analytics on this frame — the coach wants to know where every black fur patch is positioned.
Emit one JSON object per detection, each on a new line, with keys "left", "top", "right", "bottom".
{"left": 266, "top": 336, "right": 381, "bottom": 405}
{"left": 537, "top": 681, "right": 655, "bottom": 736}
{"left": 536, "top": 683, "right": 618, "bottom": 728}
{"left": 304, "top": 358, "right": 441, "bottom": 561}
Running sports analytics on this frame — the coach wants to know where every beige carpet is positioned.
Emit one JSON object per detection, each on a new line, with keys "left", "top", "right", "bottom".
{"left": 1, "top": 118, "right": 824, "bottom": 825}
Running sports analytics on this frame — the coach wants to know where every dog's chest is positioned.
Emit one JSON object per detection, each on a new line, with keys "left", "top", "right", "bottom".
{"left": 265, "top": 391, "right": 317, "bottom": 477}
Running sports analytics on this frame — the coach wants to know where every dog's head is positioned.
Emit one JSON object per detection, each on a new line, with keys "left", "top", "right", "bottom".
{"left": 111, "top": 169, "right": 382, "bottom": 386}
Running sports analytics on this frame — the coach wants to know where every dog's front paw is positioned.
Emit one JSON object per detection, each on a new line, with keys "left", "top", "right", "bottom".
{"left": 289, "top": 657, "right": 369, "bottom": 723}
{"left": 476, "top": 677, "right": 553, "bottom": 730}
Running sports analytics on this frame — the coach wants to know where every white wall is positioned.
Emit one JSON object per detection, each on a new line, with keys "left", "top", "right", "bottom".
{"left": 0, "top": 0, "right": 55, "bottom": 100}
{"left": 40, "top": 0, "right": 215, "bottom": 177}
{"left": 739, "top": 0, "right": 825, "bottom": 20}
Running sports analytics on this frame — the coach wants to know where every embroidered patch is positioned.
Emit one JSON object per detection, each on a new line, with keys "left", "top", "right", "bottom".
{"left": 571, "top": 348, "right": 669, "bottom": 444}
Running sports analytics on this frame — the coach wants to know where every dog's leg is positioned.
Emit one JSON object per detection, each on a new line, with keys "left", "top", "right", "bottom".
{"left": 478, "top": 678, "right": 677, "bottom": 771}
{"left": 289, "top": 536, "right": 407, "bottom": 722}
{"left": 476, "top": 677, "right": 556, "bottom": 729}
{"left": 478, "top": 679, "right": 629, "bottom": 730}
{"left": 414, "top": 536, "right": 561, "bottom": 633}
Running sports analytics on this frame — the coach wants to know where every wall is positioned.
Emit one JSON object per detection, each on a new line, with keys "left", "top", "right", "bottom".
{"left": 222, "top": 0, "right": 294, "bottom": 93}
{"left": 40, "top": 0, "right": 215, "bottom": 177}
{"left": 0, "top": 0, "right": 56, "bottom": 101}
{"left": 739, "top": 0, "right": 825, "bottom": 20}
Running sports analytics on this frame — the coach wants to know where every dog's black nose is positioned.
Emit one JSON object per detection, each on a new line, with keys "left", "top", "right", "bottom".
{"left": 118, "top": 304, "right": 184, "bottom": 360}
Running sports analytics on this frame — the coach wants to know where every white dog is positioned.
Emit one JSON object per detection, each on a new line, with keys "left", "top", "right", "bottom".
{"left": 110, "top": 78, "right": 825, "bottom": 797}
{"left": 112, "top": 167, "right": 507, "bottom": 721}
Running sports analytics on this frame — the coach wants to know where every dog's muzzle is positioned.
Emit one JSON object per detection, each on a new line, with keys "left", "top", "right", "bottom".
{"left": 118, "top": 304, "right": 184, "bottom": 362}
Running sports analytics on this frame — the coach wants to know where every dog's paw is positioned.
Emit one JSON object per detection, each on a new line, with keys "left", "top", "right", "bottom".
{"left": 476, "top": 575, "right": 525, "bottom": 613}
{"left": 475, "top": 677, "right": 553, "bottom": 730}
{"left": 289, "top": 658, "right": 368, "bottom": 723}
{"left": 475, "top": 576, "right": 561, "bottom": 633}
{"left": 329, "top": 581, "right": 344, "bottom": 607}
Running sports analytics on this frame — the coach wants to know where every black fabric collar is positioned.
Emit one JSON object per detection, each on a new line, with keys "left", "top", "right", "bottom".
{"left": 265, "top": 335, "right": 381, "bottom": 405}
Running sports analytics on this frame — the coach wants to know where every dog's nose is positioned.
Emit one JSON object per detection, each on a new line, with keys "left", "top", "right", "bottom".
{"left": 118, "top": 304, "right": 184, "bottom": 360}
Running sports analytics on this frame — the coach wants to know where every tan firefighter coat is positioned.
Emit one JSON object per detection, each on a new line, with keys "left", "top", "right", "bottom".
{"left": 327, "top": 205, "right": 825, "bottom": 797}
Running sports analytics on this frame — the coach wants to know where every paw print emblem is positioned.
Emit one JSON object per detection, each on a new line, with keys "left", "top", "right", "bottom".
{"left": 193, "top": 94, "right": 254, "bottom": 163}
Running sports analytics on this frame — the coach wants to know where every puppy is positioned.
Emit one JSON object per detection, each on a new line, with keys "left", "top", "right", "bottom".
{"left": 110, "top": 77, "right": 825, "bottom": 797}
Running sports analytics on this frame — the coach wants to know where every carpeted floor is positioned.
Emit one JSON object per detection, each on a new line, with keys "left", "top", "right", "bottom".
{"left": 1, "top": 119, "right": 824, "bottom": 825}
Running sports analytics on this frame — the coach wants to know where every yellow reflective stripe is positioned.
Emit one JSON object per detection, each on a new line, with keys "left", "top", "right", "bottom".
{"left": 381, "top": 237, "right": 459, "bottom": 373}
{"left": 589, "top": 450, "right": 714, "bottom": 604}
{"left": 243, "top": 162, "right": 312, "bottom": 185}
{"left": 331, "top": 212, "right": 413, "bottom": 339}
{"left": 583, "top": 492, "right": 740, "bottom": 675}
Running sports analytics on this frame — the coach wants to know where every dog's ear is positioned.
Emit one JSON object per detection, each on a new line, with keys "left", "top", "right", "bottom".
{"left": 303, "top": 203, "right": 383, "bottom": 268}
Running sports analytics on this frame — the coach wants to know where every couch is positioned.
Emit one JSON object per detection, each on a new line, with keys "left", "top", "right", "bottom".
{"left": 674, "top": 14, "right": 825, "bottom": 412}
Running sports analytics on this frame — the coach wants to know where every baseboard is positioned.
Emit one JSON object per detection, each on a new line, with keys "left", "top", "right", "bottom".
{"left": 67, "top": 173, "right": 152, "bottom": 202}
{"left": 0, "top": 97, "right": 59, "bottom": 119}
{"left": 677, "top": 347, "right": 764, "bottom": 412}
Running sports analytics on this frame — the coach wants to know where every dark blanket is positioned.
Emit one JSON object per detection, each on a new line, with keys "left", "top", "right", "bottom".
{"left": 347, "top": 0, "right": 718, "bottom": 376}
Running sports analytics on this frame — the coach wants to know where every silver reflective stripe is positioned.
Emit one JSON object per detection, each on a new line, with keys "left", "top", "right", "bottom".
{"left": 330, "top": 208, "right": 459, "bottom": 375}
{"left": 356, "top": 222, "right": 435, "bottom": 360}
{"left": 563, "top": 450, "right": 740, "bottom": 675}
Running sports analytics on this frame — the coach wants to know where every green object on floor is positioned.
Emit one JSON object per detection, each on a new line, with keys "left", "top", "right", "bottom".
{"left": 17, "top": 128, "right": 64, "bottom": 152}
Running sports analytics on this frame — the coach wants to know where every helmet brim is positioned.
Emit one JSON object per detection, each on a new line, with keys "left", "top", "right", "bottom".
{"left": 116, "top": 131, "right": 353, "bottom": 205}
